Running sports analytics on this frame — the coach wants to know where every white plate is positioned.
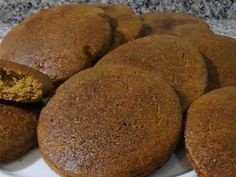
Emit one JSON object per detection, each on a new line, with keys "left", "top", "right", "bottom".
{"left": 0, "top": 143, "right": 196, "bottom": 177}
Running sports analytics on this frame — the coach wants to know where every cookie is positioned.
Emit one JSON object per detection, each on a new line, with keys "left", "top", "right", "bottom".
{"left": 38, "top": 65, "right": 182, "bottom": 177}
{"left": 184, "top": 34, "right": 236, "bottom": 90}
{"left": 0, "top": 4, "right": 112, "bottom": 86}
{"left": 0, "top": 60, "right": 54, "bottom": 102}
{"left": 0, "top": 101, "right": 39, "bottom": 163}
{"left": 97, "top": 35, "right": 207, "bottom": 110}
{"left": 140, "top": 12, "right": 210, "bottom": 36}
{"left": 97, "top": 4, "right": 143, "bottom": 49}
{"left": 171, "top": 24, "right": 213, "bottom": 37}
{"left": 185, "top": 86, "right": 236, "bottom": 177}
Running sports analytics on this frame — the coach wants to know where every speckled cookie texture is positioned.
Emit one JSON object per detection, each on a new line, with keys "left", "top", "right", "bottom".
{"left": 140, "top": 12, "right": 211, "bottom": 36}
{"left": 0, "top": 4, "right": 112, "bottom": 86}
{"left": 185, "top": 86, "right": 236, "bottom": 177}
{"left": 184, "top": 34, "right": 236, "bottom": 91}
{"left": 38, "top": 64, "right": 182, "bottom": 177}
{"left": 0, "top": 101, "right": 39, "bottom": 163}
{"left": 97, "top": 4, "right": 143, "bottom": 49}
{"left": 97, "top": 35, "right": 207, "bottom": 110}
{"left": 0, "top": 60, "right": 54, "bottom": 102}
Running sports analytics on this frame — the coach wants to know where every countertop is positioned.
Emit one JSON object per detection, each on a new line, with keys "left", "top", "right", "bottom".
{"left": 0, "top": 0, "right": 236, "bottom": 23}
{"left": 0, "top": 0, "right": 235, "bottom": 39}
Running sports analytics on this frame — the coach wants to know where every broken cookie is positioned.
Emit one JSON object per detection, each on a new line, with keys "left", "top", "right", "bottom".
{"left": 0, "top": 60, "right": 54, "bottom": 102}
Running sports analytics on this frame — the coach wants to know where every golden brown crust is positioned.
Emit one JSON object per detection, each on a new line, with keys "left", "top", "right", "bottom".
{"left": 97, "top": 4, "right": 143, "bottom": 49}
{"left": 185, "top": 86, "right": 236, "bottom": 177}
{"left": 97, "top": 35, "right": 208, "bottom": 110}
{"left": 0, "top": 4, "right": 112, "bottom": 85}
{"left": 0, "top": 101, "right": 39, "bottom": 163}
{"left": 0, "top": 60, "right": 54, "bottom": 102}
{"left": 38, "top": 64, "right": 182, "bottom": 177}
{"left": 140, "top": 12, "right": 210, "bottom": 36}
{"left": 183, "top": 34, "right": 236, "bottom": 91}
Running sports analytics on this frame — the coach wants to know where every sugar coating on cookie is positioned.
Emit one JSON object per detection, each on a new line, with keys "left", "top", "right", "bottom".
{"left": 185, "top": 86, "right": 236, "bottom": 177}
{"left": 38, "top": 65, "right": 182, "bottom": 177}
{"left": 0, "top": 4, "right": 112, "bottom": 86}
{"left": 97, "top": 35, "right": 207, "bottom": 110}
{"left": 0, "top": 60, "right": 54, "bottom": 102}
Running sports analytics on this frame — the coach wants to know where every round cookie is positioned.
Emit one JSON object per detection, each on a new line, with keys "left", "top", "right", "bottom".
{"left": 0, "top": 101, "right": 38, "bottom": 163}
{"left": 38, "top": 65, "right": 182, "bottom": 177}
{"left": 0, "top": 60, "right": 54, "bottom": 102}
{"left": 0, "top": 4, "right": 112, "bottom": 86}
{"left": 185, "top": 86, "right": 236, "bottom": 177}
{"left": 97, "top": 35, "right": 207, "bottom": 110}
{"left": 97, "top": 4, "right": 143, "bottom": 49}
{"left": 140, "top": 12, "right": 210, "bottom": 36}
{"left": 183, "top": 34, "right": 236, "bottom": 91}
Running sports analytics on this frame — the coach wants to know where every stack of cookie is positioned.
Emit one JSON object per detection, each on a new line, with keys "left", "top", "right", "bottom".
{"left": 0, "top": 3, "right": 235, "bottom": 177}
{"left": 0, "top": 60, "right": 54, "bottom": 163}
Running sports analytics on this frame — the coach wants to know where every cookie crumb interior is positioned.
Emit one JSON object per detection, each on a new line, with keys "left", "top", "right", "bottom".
{"left": 0, "top": 69, "right": 43, "bottom": 102}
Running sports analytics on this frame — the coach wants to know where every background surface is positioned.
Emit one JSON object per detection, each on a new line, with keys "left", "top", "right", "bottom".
{"left": 0, "top": 0, "right": 236, "bottom": 39}
{"left": 0, "top": 0, "right": 236, "bottom": 23}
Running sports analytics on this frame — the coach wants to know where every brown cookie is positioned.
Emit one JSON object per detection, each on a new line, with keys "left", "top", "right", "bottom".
{"left": 171, "top": 24, "right": 213, "bottom": 37}
{"left": 185, "top": 86, "right": 236, "bottom": 177}
{"left": 0, "top": 4, "right": 112, "bottom": 86}
{"left": 0, "top": 101, "right": 39, "bottom": 163}
{"left": 140, "top": 12, "right": 210, "bottom": 36}
{"left": 97, "top": 4, "right": 143, "bottom": 49}
{"left": 38, "top": 65, "right": 182, "bottom": 177}
{"left": 0, "top": 60, "right": 54, "bottom": 102}
{"left": 183, "top": 34, "right": 236, "bottom": 91}
{"left": 97, "top": 35, "right": 207, "bottom": 110}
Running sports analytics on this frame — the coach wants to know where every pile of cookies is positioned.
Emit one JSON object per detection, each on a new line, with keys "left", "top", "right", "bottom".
{"left": 0, "top": 3, "right": 235, "bottom": 177}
